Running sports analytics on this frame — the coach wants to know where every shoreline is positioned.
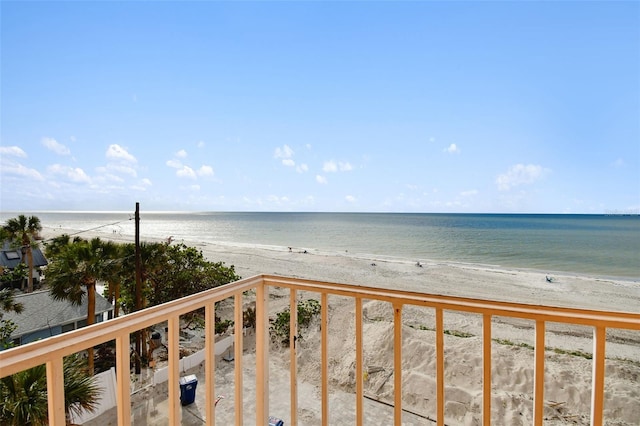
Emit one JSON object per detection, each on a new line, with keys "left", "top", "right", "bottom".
{"left": 40, "top": 225, "right": 640, "bottom": 289}
{"left": 38, "top": 226, "right": 640, "bottom": 314}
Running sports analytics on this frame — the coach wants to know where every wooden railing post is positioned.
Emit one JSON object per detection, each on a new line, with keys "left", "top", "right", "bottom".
{"left": 321, "top": 292, "right": 329, "bottom": 426}
{"left": 116, "top": 333, "right": 132, "bottom": 426}
{"left": 168, "top": 315, "right": 180, "bottom": 425}
{"left": 234, "top": 293, "right": 244, "bottom": 424}
{"left": 393, "top": 303, "right": 403, "bottom": 426}
{"left": 289, "top": 288, "right": 298, "bottom": 426}
{"left": 205, "top": 302, "right": 216, "bottom": 426}
{"left": 256, "top": 282, "right": 270, "bottom": 426}
{"left": 46, "top": 357, "right": 65, "bottom": 426}
{"left": 355, "top": 297, "right": 364, "bottom": 426}
{"left": 534, "top": 320, "right": 546, "bottom": 426}
{"left": 591, "top": 326, "right": 606, "bottom": 426}
{"left": 483, "top": 313, "right": 492, "bottom": 426}
{"left": 435, "top": 307, "right": 445, "bottom": 426}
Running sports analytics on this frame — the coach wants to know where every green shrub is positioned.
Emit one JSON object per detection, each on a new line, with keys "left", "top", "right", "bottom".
{"left": 215, "top": 317, "right": 234, "bottom": 335}
{"left": 243, "top": 306, "right": 256, "bottom": 329}
{"left": 270, "top": 299, "right": 321, "bottom": 346}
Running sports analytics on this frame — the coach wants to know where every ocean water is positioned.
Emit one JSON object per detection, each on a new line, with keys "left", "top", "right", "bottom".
{"left": 2, "top": 212, "right": 639, "bottom": 280}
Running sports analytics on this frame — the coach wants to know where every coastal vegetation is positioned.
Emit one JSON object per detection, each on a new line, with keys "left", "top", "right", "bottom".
{"left": 270, "top": 299, "right": 321, "bottom": 345}
{"left": 2, "top": 215, "right": 42, "bottom": 293}
{"left": 0, "top": 354, "right": 100, "bottom": 426}
{"left": 43, "top": 231, "right": 241, "bottom": 371}
{"left": 45, "top": 236, "right": 114, "bottom": 373}
{"left": 1, "top": 213, "right": 242, "bottom": 370}
{"left": 1, "top": 216, "right": 35, "bottom": 349}
{"left": 0, "top": 214, "right": 243, "bottom": 422}
{"left": 115, "top": 241, "right": 240, "bottom": 312}
{"left": 0, "top": 288, "right": 24, "bottom": 349}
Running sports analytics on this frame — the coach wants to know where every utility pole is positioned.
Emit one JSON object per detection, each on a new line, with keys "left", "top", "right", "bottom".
{"left": 135, "top": 202, "right": 142, "bottom": 374}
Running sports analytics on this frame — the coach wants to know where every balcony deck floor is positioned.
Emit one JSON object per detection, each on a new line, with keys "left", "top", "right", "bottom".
{"left": 82, "top": 353, "right": 428, "bottom": 425}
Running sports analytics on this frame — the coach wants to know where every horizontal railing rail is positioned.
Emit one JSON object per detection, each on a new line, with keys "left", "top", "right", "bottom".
{"left": 0, "top": 274, "right": 638, "bottom": 426}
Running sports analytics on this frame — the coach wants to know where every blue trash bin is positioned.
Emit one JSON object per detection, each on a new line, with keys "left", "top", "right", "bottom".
{"left": 179, "top": 375, "right": 198, "bottom": 406}
{"left": 268, "top": 416, "right": 284, "bottom": 426}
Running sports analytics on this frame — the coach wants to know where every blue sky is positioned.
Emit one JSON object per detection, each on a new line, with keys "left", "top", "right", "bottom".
{"left": 1, "top": 1, "right": 638, "bottom": 213}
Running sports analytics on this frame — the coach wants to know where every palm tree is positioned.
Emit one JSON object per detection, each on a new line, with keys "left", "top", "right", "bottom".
{"left": 0, "top": 354, "right": 100, "bottom": 425}
{"left": 0, "top": 288, "right": 24, "bottom": 315}
{"left": 46, "top": 237, "right": 112, "bottom": 374}
{"left": 3, "top": 215, "right": 42, "bottom": 293}
{"left": 43, "top": 234, "right": 74, "bottom": 258}
{"left": 0, "top": 288, "right": 24, "bottom": 348}
{"left": 100, "top": 240, "right": 124, "bottom": 318}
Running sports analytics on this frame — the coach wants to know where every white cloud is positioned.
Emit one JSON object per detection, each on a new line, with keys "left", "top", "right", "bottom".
{"left": 444, "top": 143, "right": 460, "bottom": 154}
{"left": 266, "top": 195, "right": 290, "bottom": 204}
{"left": 0, "top": 146, "right": 27, "bottom": 157}
{"left": 176, "top": 149, "right": 188, "bottom": 158}
{"left": 323, "top": 161, "right": 337, "bottom": 173}
{"left": 296, "top": 163, "right": 308, "bottom": 173}
{"left": 1, "top": 161, "right": 43, "bottom": 180}
{"left": 274, "top": 144, "right": 295, "bottom": 167}
{"left": 274, "top": 145, "right": 294, "bottom": 159}
{"left": 166, "top": 159, "right": 182, "bottom": 169}
{"left": 316, "top": 175, "right": 328, "bottom": 184}
{"left": 106, "top": 144, "right": 137, "bottom": 163}
{"left": 103, "top": 173, "right": 124, "bottom": 184}
{"left": 496, "top": 164, "right": 549, "bottom": 191}
{"left": 42, "top": 137, "right": 71, "bottom": 156}
{"left": 130, "top": 178, "right": 151, "bottom": 191}
{"left": 197, "top": 140, "right": 205, "bottom": 148}
{"left": 106, "top": 163, "right": 137, "bottom": 177}
{"left": 48, "top": 164, "right": 91, "bottom": 183}
{"left": 461, "top": 189, "right": 478, "bottom": 197}
{"left": 323, "top": 160, "right": 352, "bottom": 172}
{"left": 168, "top": 157, "right": 213, "bottom": 179}
{"left": 339, "top": 161, "right": 352, "bottom": 171}
{"left": 197, "top": 165, "right": 214, "bottom": 176}
{"left": 345, "top": 195, "right": 356, "bottom": 203}
{"left": 177, "top": 165, "right": 197, "bottom": 179}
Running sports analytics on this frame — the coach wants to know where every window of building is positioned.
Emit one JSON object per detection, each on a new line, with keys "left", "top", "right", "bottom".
{"left": 5, "top": 251, "right": 21, "bottom": 260}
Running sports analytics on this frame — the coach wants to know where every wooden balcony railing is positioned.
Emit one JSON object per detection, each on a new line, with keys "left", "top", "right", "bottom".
{"left": 1, "top": 274, "right": 638, "bottom": 426}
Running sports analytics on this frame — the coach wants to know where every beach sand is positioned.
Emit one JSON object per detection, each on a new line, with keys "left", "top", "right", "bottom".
{"left": 41, "top": 228, "right": 640, "bottom": 425}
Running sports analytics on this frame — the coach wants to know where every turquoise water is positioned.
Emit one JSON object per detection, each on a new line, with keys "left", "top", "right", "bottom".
{"left": 2, "top": 212, "right": 638, "bottom": 279}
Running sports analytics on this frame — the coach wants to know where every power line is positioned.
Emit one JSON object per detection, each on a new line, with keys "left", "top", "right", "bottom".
{"left": 42, "top": 219, "right": 132, "bottom": 243}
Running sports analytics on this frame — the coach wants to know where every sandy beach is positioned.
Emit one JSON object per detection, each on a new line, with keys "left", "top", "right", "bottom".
{"left": 42, "top": 227, "right": 640, "bottom": 425}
